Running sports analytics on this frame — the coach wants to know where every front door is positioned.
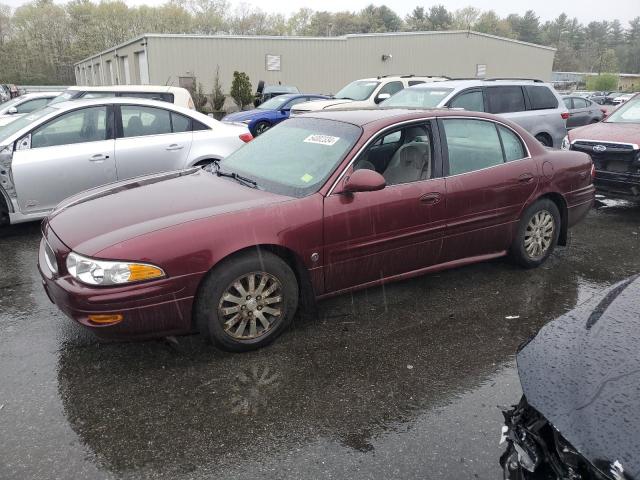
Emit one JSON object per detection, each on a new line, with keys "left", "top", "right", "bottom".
{"left": 438, "top": 117, "right": 538, "bottom": 263}
{"left": 323, "top": 121, "right": 447, "bottom": 293}
{"left": 11, "top": 105, "right": 116, "bottom": 214}
{"left": 114, "top": 104, "right": 193, "bottom": 180}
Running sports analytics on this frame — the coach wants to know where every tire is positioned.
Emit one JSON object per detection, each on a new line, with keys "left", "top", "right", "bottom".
{"left": 534, "top": 133, "right": 553, "bottom": 148}
{"left": 0, "top": 195, "right": 9, "bottom": 227}
{"left": 510, "top": 199, "right": 561, "bottom": 269}
{"left": 195, "top": 250, "right": 299, "bottom": 352}
{"left": 253, "top": 121, "right": 271, "bottom": 136}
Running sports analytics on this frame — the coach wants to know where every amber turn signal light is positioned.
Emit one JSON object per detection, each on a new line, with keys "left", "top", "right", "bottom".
{"left": 88, "top": 314, "right": 124, "bottom": 325}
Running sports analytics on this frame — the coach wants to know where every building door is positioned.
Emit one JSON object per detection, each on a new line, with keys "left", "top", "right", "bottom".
{"left": 137, "top": 51, "right": 149, "bottom": 85}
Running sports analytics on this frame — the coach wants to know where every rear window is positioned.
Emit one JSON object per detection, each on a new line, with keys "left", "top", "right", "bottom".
{"left": 525, "top": 85, "right": 558, "bottom": 110}
{"left": 486, "top": 86, "right": 526, "bottom": 114}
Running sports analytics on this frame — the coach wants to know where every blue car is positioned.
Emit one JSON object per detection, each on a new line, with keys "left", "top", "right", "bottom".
{"left": 222, "top": 93, "right": 329, "bottom": 136}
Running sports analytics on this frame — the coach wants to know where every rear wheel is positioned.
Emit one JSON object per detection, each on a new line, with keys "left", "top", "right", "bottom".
{"left": 195, "top": 251, "right": 298, "bottom": 352}
{"left": 254, "top": 121, "right": 271, "bottom": 136}
{"left": 535, "top": 133, "right": 553, "bottom": 148}
{"left": 511, "top": 199, "right": 561, "bottom": 268}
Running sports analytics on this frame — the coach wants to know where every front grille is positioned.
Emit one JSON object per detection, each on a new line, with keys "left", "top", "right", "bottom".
{"left": 573, "top": 140, "right": 636, "bottom": 151}
{"left": 571, "top": 141, "right": 639, "bottom": 174}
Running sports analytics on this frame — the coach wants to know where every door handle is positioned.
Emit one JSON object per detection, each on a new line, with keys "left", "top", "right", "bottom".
{"left": 89, "top": 154, "right": 109, "bottom": 162}
{"left": 518, "top": 173, "right": 534, "bottom": 183}
{"left": 419, "top": 192, "right": 442, "bottom": 205}
{"left": 166, "top": 144, "right": 184, "bottom": 151}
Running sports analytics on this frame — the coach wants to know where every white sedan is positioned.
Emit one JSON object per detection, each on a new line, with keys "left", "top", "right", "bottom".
{"left": 0, "top": 97, "right": 251, "bottom": 225}
{"left": 0, "top": 91, "right": 61, "bottom": 127}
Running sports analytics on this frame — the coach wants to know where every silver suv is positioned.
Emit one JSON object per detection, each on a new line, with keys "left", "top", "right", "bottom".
{"left": 381, "top": 79, "right": 569, "bottom": 148}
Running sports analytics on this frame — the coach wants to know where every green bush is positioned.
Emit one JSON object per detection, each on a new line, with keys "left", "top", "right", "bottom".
{"left": 212, "top": 66, "right": 226, "bottom": 111}
{"left": 586, "top": 74, "right": 619, "bottom": 91}
{"left": 230, "top": 71, "right": 253, "bottom": 110}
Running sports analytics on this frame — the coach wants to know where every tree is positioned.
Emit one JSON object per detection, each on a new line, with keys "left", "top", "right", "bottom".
{"left": 211, "top": 65, "right": 226, "bottom": 111}
{"left": 427, "top": 5, "right": 452, "bottom": 31}
{"left": 405, "top": 7, "right": 429, "bottom": 32}
{"left": 452, "top": 7, "right": 479, "bottom": 30}
{"left": 230, "top": 71, "right": 252, "bottom": 110}
{"left": 359, "top": 4, "right": 403, "bottom": 33}
{"left": 475, "top": 10, "right": 514, "bottom": 38}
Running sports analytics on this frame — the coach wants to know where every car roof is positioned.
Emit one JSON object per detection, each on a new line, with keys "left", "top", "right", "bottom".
{"left": 20, "top": 91, "right": 62, "bottom": 98}
{"left": 65, "top": 85, "right": 187, "bottom": 93}
{"left": 51, "top": 96, "right": 201, "bottom": 115}
{"left": 408, "top": 79, "right": 552, "bottom": 89}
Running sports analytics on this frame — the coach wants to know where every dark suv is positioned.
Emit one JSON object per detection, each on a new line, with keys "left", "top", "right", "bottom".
{"left": 381, "top": 79, "right": 569, "bottom": 148}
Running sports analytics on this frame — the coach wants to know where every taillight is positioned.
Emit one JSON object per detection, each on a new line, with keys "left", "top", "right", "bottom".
{"left": 239, "top": 133, "right": 253, "bottom": 143}
{"left": 600, "top": 108, "right": 607, "bottom": 114}
{"left": 561, "top": 112, "right": 570, "bottom": 120}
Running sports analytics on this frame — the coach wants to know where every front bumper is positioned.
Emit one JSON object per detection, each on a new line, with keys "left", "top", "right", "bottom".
{"left": 38, "top": 234, "right": 203, "bottom": 340}
{"left": 594, "top": 170, "right": 640, "bottom": 199}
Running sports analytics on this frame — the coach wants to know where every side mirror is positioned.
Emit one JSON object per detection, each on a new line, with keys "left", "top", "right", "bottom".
{"left": 343, "top": 169, "right": 386, "bottom": 193}
{"left": 7, "top": 107, "right": 17, "bottom": 114}
{"left": 280, "top": 109, "right": 288, "bottom": 114}
{"left": 374, "top": 93, "right": 391, "bottom": 104}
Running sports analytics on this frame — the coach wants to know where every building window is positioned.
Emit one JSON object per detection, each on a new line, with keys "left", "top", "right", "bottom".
{"left": 121, "top": 56, "right": 131, "bottom": 84}
{"left": 266, "top": 54, "right": 281, "bottom": 71}
{"left": 476, "top": 64, "right": 487, "bottom": 78}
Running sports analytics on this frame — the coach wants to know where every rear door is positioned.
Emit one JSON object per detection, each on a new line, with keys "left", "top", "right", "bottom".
{"left": 570, "top": 98, "right": 591, "bottom": 127}
{"left": 11, "top": 105, "right": 116, "bottom": 214}
{"left": 438, "top": 117, "right": 538, "bottom": 263}
{"left": 323, "top": 121, "right": 447, "bottom": 292}
{"left": 114, "top": 104, "right": 193, "bottom": 180}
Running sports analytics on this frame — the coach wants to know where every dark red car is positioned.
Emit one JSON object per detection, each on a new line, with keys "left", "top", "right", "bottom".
{"left": 565, "top": 93, "right": 640, "bottom": 199}
{"left": 39, "top": 109, "right": 595, "bottom": 351}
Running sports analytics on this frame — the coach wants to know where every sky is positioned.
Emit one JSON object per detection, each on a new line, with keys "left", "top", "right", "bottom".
{"left": 4, "top": 0, "right": 639, "bottom": 25}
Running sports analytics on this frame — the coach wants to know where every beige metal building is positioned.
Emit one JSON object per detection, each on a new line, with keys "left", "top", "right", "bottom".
{"left": 74, "top": 31, "right": 556, "bottom": 94}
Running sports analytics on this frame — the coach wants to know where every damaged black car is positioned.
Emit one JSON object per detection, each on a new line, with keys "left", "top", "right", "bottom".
{"left": 500, "top": 275, "right": 640, "bottom": 480}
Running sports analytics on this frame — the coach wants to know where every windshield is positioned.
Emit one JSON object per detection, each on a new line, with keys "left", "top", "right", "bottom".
{"left": 48, "top": 91, "right": 75, "bottom": 105}
{"left": 219, "top": 117, "right": 361, "bottom": 197}
{"left": 381, "top": 87, "right": 454, "bottom": 108}
{"left": 257, "top": 96, "right": 292, "bottom": 110}
{"left": 606, "top": 96, "right": 640, "bottom": 123}
{"left": 334, "top": 80, "right": 380, "bottom": 101}
{"left": 0, "top": 106, "right": 55, "bottom": 144}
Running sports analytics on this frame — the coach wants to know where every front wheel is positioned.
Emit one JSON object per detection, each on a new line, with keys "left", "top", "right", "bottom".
{"left": 511, "top": 199, "right": 561, "bottom": 268}
{"left": 195, "top": 251, "right": 299, "bottom": 352}
{"left": 253, "top": 121, "right": 271, "bottom": 136}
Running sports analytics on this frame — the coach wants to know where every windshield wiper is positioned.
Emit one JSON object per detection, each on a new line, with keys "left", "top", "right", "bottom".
{"left": 204, "top": 160, "right": 258, "bottom": 188}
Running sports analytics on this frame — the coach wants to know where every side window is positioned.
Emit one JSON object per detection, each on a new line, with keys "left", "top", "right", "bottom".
{"left": 171, "top": 112, "right": 191, "bottom": 133}
{"left": 284, "top": 97, "right": 308, "bottom": 109}
{"left": 486, "top": 86, "right": 526, "bottom": 114}
{"left": 355, "top": 124, "right": 434, "bottom": 185}
{"left": 16, "top": 98, "right": 50, "bottom": 114}
{"left": 192, "top": 120, "right": 210, "bottom": 131}
{"left": 573, "top": 98, "right": 588, "bottom": 109}
{"left": 31, "top": 106, "right": 108, "bottom": 149}
{"left": 498, "top": 125, "right": 526, "bottom": 161}
{"left": 121, "top": 105, "right": 171, "bottom": 137}
{"left": 449, "top": 90, "right": 485, "bottom": 112}
{"left": 82, "top": 92, "right": 116, "bottom": 99}
{"left": 443, "top": 119, "right": 504, "bottom": 175}
{"left": 379, "top": 81, "right": 404, "bottom": 97}
{"left": 524, "top": 85, "right": 559, "bottom": 110}
{"left": 563, "top": 98, "right": 573, "bottom": 109}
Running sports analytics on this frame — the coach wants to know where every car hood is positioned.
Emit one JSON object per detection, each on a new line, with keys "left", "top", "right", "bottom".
{"left": 48, "top": 169, "right": 291, "bottom": 256}
{"left": 293, "top": 99, "right": 353, "bottom": 111}
{"left": 569, "top": 122, "right": 640, "bottom": 145}
{"left": 222, "top": 109, "right": 265, "bottom": 122}
{"left": 517, "top": 275, "right": 640, "bottom": 479}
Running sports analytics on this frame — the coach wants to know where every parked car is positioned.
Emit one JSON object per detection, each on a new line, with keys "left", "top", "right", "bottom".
{"left": 0, "top": 92, "right": 62, "bottom": 127}
{"left": 562, "top": 95, "right": 605, "bottom": 129}
{"left": 588, "top": 91, "right": 610, "bottom": 105}
{"left": 2, "top": 84, "right": 19, "bottom": 99}
{"left": 613, "top": 92, "right": 635, "bottom": 105}
{"left": 500, "top": 274, "right": 640, "bottom": 480}
{"left": 0, "top": 85, "right": 10, "bottom": 103}
{"left": 38, "top": 108, "right": 594, "bottom": 351}
{"left": 253, "top": 82, "right": 300, "bottom": 107}
{"left": 222, "top": 93, "right": 330, "bottom": 136}
{"left": 381, "top": 79, "right": 569, "bottom": 148}
{"left": 0, "top": 97, "right": 251, "bottom": 226}
{"left": 564, "top": 93, "right": 640, "bottom": 199}
{"left": 604, "top": 91, "right": 624, "bottom": 105}
{"left": 49, "top": 85, "right": 195, "bottom": 109}
{"left": 290, "top": 75, "right": 448, "bottom": 114}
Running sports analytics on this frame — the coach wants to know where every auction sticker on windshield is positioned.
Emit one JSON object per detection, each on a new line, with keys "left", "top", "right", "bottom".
{"left": 304, "top": 134, "right": 340, "bottom": 146}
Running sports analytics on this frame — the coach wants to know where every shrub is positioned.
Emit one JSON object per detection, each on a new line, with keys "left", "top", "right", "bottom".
{"left": 586, "top": 73, "right": 619, "bottom": 92}
{"left": 189, "top": 81, "right": 209, "bottom": 112}
{"left": 230, "top": 71, "right": 253, "bottom": 110}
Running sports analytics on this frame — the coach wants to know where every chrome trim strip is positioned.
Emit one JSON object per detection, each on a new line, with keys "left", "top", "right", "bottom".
{"left": 326, "top": 115, "right": 531, "bottom": 196}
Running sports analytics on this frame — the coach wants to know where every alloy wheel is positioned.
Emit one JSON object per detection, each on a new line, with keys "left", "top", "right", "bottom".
{"left": 524, "top": 210, "right": 555, "bottom": 259}
{"left": 218, "top": 272, "right": 283, "bottom": 340}
{"left": 255, "top": 122, "right": 270, "bottom": 135}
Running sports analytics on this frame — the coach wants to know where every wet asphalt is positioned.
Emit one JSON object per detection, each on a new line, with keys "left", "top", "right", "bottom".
{"left": 1, "top": 200, "right": 640, "bottom": 480}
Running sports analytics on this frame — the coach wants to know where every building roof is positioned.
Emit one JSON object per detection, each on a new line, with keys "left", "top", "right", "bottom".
{"left": 75, "top": 30, "right": 556, "bottom": 66}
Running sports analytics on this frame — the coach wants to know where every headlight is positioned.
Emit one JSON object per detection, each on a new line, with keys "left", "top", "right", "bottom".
{"left": 66, "top": 252, "right": 165, "bottom": 286}
{"left": 561, "top": 135, "right": 570, "bottom": 150}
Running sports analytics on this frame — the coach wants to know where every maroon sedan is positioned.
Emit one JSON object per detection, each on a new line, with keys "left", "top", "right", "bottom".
{"left": 39, "top": 109, "right": 594, "bottom": 351}
{"left": 564, "top": 93, "right": 640, "bottom": 199}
